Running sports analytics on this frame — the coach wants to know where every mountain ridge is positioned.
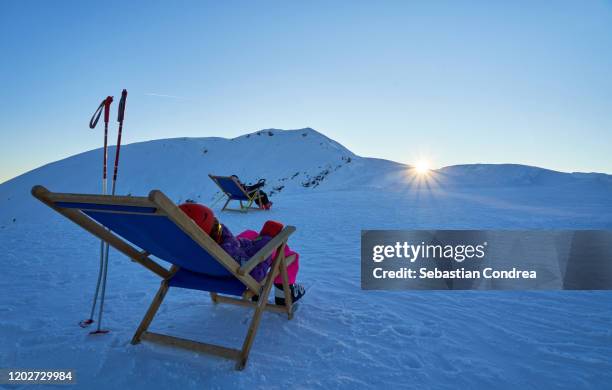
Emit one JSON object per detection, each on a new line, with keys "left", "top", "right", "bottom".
{"left": 1, "top": 128, "right": 611, "bottom": 224}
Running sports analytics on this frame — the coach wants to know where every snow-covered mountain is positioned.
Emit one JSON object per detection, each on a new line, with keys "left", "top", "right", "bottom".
{"left": 1, "top": 127, "right": 611, "bottom": 225}
{"left": 0, "top": 128, "right": 349, "bottom": 223}
{"left": 1, "top": 128, "right": 612, "bottom": 388}
{"left": 439, "top": 163, "right": 612, "bottom": 188}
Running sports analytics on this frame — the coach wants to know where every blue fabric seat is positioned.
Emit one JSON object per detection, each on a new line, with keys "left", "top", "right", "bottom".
{"left": 214, "top": 176, "right": 251, "bottom": 201}
{"left": 58, "top": 201, "right": 243, "bottom": 295}
{"left": 168, "top": 268, "right": 246, "bottom": 296}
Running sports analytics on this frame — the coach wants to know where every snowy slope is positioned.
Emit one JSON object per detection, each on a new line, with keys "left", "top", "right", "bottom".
{"left": 0, "top": 128, "right": 358, "bottom": 224}
{"left": 1, "top": 128, "right": 612, "bottom": 389}
{"left": 2, "top": 127, "right": 612, "bottom": 226}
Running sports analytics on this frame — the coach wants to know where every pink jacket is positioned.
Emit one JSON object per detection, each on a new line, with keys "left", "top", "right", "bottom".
{"left": 236, "top": 229, "right": 299, "bottom": 285}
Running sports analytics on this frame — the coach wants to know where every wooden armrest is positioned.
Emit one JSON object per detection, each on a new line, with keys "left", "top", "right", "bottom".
{"left": 245, "top": 188, "right": 260, "bottom": 196}
{"left": 238, "top": 226, "right": 296, "bottom": 276}
{"left": 284, "top": 254, "right": 296, "bottom": 267}
{"left": 243, "top": 254, "right": 297, "bottom": 299}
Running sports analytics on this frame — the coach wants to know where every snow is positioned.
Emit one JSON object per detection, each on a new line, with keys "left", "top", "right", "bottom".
{"left": 1, "top": 128, "right": 611, "bottom": 388}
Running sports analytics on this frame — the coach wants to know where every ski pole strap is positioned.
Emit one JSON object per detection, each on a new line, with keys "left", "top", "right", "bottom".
{"left": 117, "top": 89, "right": 127, "bottom": 123}
{"left": 89, "top": 100, "right": 105, "bottom": 129}
{"left": 89, "top": 96, "right": 114, "bottom": 129}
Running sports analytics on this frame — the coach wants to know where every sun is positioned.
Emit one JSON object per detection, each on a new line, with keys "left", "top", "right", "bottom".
{"left": 414, "top": 160, "right": 431, "bottom": 175}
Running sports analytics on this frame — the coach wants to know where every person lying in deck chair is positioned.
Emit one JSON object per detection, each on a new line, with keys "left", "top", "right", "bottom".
{"left": 231, "top": 175, "right": 273, "bottom": 210}
{"left": 179, "top": 202, "right": 305, "bottom": 305}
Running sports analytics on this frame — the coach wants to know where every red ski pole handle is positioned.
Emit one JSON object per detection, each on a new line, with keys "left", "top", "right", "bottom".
{"left": 103, "top": 96, "right": 113, "bottom": 124}
{"left": 89, "top": 96, "right": 114, "bottom": 129}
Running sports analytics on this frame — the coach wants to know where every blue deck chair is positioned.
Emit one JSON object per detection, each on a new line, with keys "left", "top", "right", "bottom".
{"left": 31, "top": 185, "right": 297, "bottom": 370}
{"left": 208, "top": 174, "right": 267, "bottom": 212}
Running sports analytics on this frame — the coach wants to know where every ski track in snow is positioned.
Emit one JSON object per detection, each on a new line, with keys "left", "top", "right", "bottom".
{"left": 1, "top": 188, "right": 612, "bottom": 389}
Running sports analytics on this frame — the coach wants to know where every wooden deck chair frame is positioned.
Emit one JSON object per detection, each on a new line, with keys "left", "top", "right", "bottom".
{"left": 208, "top": 174, "right": 266, "bottom": 213}
{"left": 31, "top": 185, "right": 297, "bottom": 370}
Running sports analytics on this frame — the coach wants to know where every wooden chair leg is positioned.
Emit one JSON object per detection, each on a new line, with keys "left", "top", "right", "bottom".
{"left": 278, "top": 247, "right": 293, "bottom": 320}
{"left": 131, "top": 280, "right": 170, "bottom": 344}
{"left": 243, "top": 198, "right": 254, "bottom": 212}
{"left": 235, "top": 256, "right": 281, "bottom": 370}
{"left": 221, "top": 198, "right": 230, "bottom": 211}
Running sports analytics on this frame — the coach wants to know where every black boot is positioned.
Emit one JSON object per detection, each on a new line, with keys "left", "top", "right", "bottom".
{"left": 274, "top": 283, "right": 305, "bottom": 305}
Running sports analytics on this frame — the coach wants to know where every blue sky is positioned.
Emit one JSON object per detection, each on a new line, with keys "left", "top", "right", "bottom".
{"left": 1, "top": 1, "right": 611, "bottom": 183}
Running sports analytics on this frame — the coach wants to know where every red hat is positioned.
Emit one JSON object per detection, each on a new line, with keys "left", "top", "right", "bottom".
{"left": 260, "top": 220, "right": 284, "bottom": 238}
{"left": 179, "top": 203, "right": 215, "bottom": 235}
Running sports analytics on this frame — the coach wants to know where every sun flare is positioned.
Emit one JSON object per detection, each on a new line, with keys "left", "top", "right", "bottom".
{"left": 414, "top": 160, "right": 431, "bottom": 175}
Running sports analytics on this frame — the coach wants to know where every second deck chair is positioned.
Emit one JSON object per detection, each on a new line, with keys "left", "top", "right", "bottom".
{"left": 31, "top": 185, "right": 297, "bottom": 370}
{"left": 208, "top": 174, "right": 267, "bottom": 212}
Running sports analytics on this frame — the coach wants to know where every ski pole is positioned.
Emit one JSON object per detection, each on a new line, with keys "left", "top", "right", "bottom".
{"left": 111, "top": 89, "right": 127, "bottom": 195}
{"left": 92, "top": 89, "right": 127, "bottom": 334}
{"left": 80, "top": 96, "right": 113, "bottom": 328}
